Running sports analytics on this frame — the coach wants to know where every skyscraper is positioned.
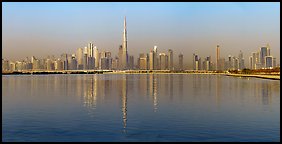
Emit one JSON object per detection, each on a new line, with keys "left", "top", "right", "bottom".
{"left": 118, "top": 45, "right": 123, "bottom": 70}
{"left": 159, "top": 53, "right": 167, "bottom": 70}
{"left": 139, "top": 53, "right": 148, "bottom": 70}
{"left": 238, "top": 50, "right": 245, "bottom": 70}
{"left": 87, "top": 42, "right": 95, "bottom": 70}
{"left": 249, "top": 56, "right": 253, "bottom": 70}
{"left": 178, "top": 53, "right": 183, "bottom": 71}
{"left": 94, "top": 46, "right": 99, "bottom": 69}
{"left": 76, "top": 48, "right": 84, "bottom": 70}
{"left": 121, "top": 16, "right": 128, "bottom": 70}
{"left": 168, "top": 49, "right": 173, "bottom": 70}
{"left": 153, "top": 46, "right": 158, "bottom": 69}
{"left": 149, "top": 50, "right": 155, "bottom": 70}
{"left": 128, "top": 55, "right": 134, "bottom": 70}
{"left": 265, "top": 56, "right": 273, "bottom": 69}
{"left": 216, "top": 45, "right": 220, "bottom": 71}
{"left": 260, "top": 46, "right": 268, "bottom": 68}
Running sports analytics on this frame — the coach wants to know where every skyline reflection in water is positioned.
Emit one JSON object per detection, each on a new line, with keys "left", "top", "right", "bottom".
{"left": 2, "top": 74, "right": 280, "bottom": 142}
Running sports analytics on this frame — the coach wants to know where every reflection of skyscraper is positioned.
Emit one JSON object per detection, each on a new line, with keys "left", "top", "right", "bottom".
{"left": 215, "top": 75, "right": 221, "bottom": 107}
{"left": 83, "top": 76, "right": 97, "bottom": 111}
{"left": 261, "top": 82, "right": 272, "bottom": 105}
{"left": 149, "top": 74, "right": 158, "bottom": 112}
{"left": 121, "top": 75, "right": 128, "bottom": 130}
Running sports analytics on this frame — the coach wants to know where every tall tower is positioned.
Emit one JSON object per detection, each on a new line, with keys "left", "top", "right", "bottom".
{"left": 122, "top": 16, "right": 128, "bottom": 70}
{"left": 168, "top": 49, "right": 173, "bottom": 70}
{"left": 216, "top": 45, "right": 220, "bottom": 71}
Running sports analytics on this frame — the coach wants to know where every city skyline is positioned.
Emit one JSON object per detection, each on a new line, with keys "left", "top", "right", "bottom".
{"left": 2, "top": 2, "right": 280, "bottom": 67}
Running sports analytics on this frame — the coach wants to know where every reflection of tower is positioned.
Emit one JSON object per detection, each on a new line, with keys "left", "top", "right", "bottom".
{"left": 149, "top": 74, "right": 158, "bottom": 112}
{"left": 169, "top": 74, "right": 173, "bottom": 101}
{"left": 83, "top": 76, "right": 97, "bottom": 112}
{"left": 178, "top": 74, "right": 183, "bottom": 100}
{"left": 261, "top": 82, "right": 271, "bottom": 105}
{"left": 121, "top": 75, "right": 128, "bottom": 130}
{"left": 215, "top": 75, "right": 221, "bottom": 107}
{"left": 83, "top": 75, "right": 97, "bottom": 113}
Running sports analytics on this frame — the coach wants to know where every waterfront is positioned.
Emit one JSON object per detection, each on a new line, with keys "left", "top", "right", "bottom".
{"left": 2, "top": 74, "right": 280, "bottom": 142}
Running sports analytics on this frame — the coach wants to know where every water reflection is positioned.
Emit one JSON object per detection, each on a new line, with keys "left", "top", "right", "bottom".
{"left": 23, "top": 74, "right": 279, "bottom": 133}
{"left": 2, "top": 74, "right": 280, "bottom": 141}
{"left": 178, "top": 74, "right": 183, "bottom": 100}
{"left": 83, "top": 75, "right": 97, "bottom": 111}
{"left": 260, "top": 82, "right": 273, "bottom": 106}
{"left": 120, "top": 75, "right": 128, "bottom": 131}
{"left": 149, "top": 74, "right": 158, "bottom": 112}
{"left": 215, "top": 75, "right": 221, "bottom": 107}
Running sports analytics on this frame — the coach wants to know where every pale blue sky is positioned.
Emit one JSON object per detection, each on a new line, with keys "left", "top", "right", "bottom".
{"left": 2, "top": 2, "right": 280, "bottom": 67}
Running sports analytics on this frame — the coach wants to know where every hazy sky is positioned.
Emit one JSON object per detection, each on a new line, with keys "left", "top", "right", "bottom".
{"left": 2, "top": 2, "right": 280, "bottom": 68}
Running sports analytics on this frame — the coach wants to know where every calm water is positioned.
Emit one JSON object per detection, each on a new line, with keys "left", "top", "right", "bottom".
{"left": 2, "top": 74, "right": 280, "bottom": 142}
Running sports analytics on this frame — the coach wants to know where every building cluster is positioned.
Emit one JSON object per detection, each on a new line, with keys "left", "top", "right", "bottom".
{"left": 192, "top": 45, "right": 246, "bottom": 71}
{"left": 191, "top": 44, "right": 278, "bottom": 71}
{"left": 2, "top": 16, "right": 183, "bottom": 72}
{"left": 2, "top": 16, "right": 279, "bottom": 72}
{"left": 248, "top": 44, "right": 277, "bottom": 70}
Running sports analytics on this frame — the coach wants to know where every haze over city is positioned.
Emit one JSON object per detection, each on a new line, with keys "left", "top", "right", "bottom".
{"left": 2, "top": 2, "right": 280, "bottom": 68}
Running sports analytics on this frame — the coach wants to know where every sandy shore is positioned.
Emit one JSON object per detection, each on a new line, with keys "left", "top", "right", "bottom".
{"left": 225, "top": 73, "right": 280, "bottom": 80}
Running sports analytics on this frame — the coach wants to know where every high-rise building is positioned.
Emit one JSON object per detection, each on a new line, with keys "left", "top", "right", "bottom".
{"left": 46, "top": 59, "right": 54, "bottom": 70}
{"left": 178, "top": 53, "right": 183, "bottom": 71}
{"left": 55, "top": 59, "right": 63, "bottom": 70}
{"left": 260, "top": 46, "right": 268, "bottom": 68}
{"left": 149, "top": 50, "right": 155, "bottom": 70}
{"left": 267, "top": 43, "right": 270, "bottom": 56}
{"left": 204, "top": 56, "right": 211, "bottom": 71}
{"left": 232, "top": 57, "right": 239, "bottom": 70}
{"left": 112, "top": 57, "right": 119, "bottom": 70}
{"left": 193, "top": 53, "right": 200, "bottom": 70}
{"left": 153, "top": 46, "right": 158, "bottom": 69}
{"left": 216, "top": 45, "right": 220, "bottom": 71}
{"left": 61, "top": 53, "right": 68, "bottom": 70}
{"left": 118, "top": 45, "right": 123, "bottom": 70}
{"left": 88, "top": 42, "right": 94, "bottom": 57}
{"left": 128, "top": 55, "right": 134, "bottom": 70}
{"left": 159, "top": 53, "right": 167, "bottom": 70}
{"left": 87, "top": 43, "right": 95, "bottom": 70}
{"left": 76, "top": 48, "right": 84, "bottom": 70}
{"left": 121, "top": 16, "right": 128, "bottom": 70}
{"left": 2, "top": 59, "right": 9, "bottom": 71}
{"left": 83, "top": 53, "right": 88, "bottom": 70}
{"left": 238, "top": 50, "right": 245, "bottom": 70}
{"left": 265, "top": 56, "right": 273, "bottom": 69}
{"left": 273, "top": 57, "right": 276, "bottom": 68}
{"left": 168, "top": 49, "right": 173, "bottom": 70}
{"left": 94, "top": 46, "right": 99, "bottom": 69}
{"left": 249, "top": 56, "right": 253, "bottom": 70}
{"left": 251, "top": 52, "right": 256, "bottom": 69}
{"left": 139, "top": 53, "right": 148, "bottom": 70}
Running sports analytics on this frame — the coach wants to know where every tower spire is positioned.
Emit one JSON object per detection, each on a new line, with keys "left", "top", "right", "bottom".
{"left": 124, "top": 16, "right": 126, "bottom": 30}
{"left": 122, "top": 16, "right": 128, "bottom": 69}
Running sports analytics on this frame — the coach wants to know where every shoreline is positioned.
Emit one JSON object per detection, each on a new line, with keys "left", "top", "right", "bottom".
{"left": 2, "top": 71, "right": 280, "bottom": 80}
{"left": 224, "top": 73, "right": 280, "bottom": 80}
